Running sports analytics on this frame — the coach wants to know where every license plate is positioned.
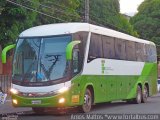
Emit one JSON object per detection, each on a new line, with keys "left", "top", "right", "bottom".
{"left": 32, "top": 100, "right": 41, "bottom": 104}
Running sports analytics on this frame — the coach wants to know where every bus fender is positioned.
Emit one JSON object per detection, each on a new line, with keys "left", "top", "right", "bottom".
{"left": 80, "top": 83, "right": 95, "bottom": 104}
{"left": 137, "top": 82, "right": 143, "bottom": 89}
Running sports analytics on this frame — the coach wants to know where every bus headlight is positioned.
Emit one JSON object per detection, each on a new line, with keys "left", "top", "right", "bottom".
{"left": 58, "top": 87, "right": 69, "bottom": 93}
{"left": 12, "top": 99, "right": 18, "bottom": 105}
{"left": 59, "top": 98, "right": 65, "bottom": 103}
{"left": 10, "top": 88, "right": 18, "bottom": 95}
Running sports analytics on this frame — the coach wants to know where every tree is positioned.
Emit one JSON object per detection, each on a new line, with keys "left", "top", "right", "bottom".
{"left": 0, "top": 0, "right": 39, "bottom": 47}
{"left": 35, "top": 0, "right": 81, "bottom": 25}
{"left": 131, "top": 0, "right": 160, "bottom": 46}
{"left": 0, "top": 0, "right": 81, "bottom": 47}
{"left": 0, "top": 0, "right": 137, "bottom": 47}
{"left": 87, "top": 0, "right": 138, "bottom": 36}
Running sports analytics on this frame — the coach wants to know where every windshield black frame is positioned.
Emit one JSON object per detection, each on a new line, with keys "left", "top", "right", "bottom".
{"left": 12, "top": 34, "right": 72, "bottom": 87}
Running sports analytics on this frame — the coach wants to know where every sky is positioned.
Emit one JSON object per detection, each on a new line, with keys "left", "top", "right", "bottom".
{"left": 120, "top": 0, "right": 144, "bottom": 16}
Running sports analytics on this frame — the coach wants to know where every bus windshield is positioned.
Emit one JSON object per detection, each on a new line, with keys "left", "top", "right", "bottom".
{"left": 12, "top": 35, "right": 71, "bottom": 85}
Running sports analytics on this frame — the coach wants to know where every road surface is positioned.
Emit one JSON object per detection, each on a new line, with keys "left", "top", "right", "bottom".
{"left": 1, "top": 93, "right": 160, "bottom": 120}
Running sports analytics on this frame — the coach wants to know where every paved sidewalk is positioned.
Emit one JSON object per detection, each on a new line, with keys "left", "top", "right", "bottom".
{"left": 0, "top": 97, "right": 31, "bottom": 114}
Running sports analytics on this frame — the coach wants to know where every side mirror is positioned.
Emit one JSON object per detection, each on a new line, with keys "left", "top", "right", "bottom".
{"left": 66, "top": 40, "right": 81, "bottom": 60}
{"left": 2, "top": 44, "right": 16, "bottom": 63}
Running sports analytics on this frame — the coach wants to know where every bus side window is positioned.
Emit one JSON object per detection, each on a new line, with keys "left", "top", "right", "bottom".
{"left": 135, "top": 43, "right": 145, "bottom": 62}
{"left": 146, "top": 44, "right": 157, "bottom": 62}
{"left": 126, "top": 41, "right": 136, "bottom": 61}
{"left": 145, "top": 44, "right": 150, "bottom": 62}
{"left": 115, "top": 39, "right": 126, "bottom": 60}
{"left": 151, "top": 45, "right": 157, "bottom": 62}
{"left": 102, "top": 36, "right": 115, "bottom": 59}
{"left": 88, "top": 34, "right": 103, "bottom": 62}
{"left": 72, "top": 32, "right": 88, "bottom": 73}
{"left": 73, "top": 49, "right": 79, "bottom": 74}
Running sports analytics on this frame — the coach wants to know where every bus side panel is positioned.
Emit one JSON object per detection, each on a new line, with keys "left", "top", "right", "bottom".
{"left": 79, "top": 75, "right": 107, "bottom": 104}
{"left": 126, "top": 63, "right": 157, "bottom": 99}
{"left": 141, "top": 63, "right": 157, "bottom": 96}
{"left": 105, "top": 76, "right": 117, "bottom": 101}
{"left": 116, "top": 76, "right": 127, "bottom": 100}
{"left": 71, "top": 63, "right": 157, "bottom": 105}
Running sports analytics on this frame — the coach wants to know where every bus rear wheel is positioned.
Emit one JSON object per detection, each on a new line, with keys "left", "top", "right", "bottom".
{"left": 81, "top": 88, "right": 92, "bottom": 113}
{"left": 142, "top": 85, "right": 148, "bottom": 103}
{"left": 133, "top": 85, "right": 142, "bottom": 104}
{"left": 32, "top": 107, "right": 45, "bottom": 114}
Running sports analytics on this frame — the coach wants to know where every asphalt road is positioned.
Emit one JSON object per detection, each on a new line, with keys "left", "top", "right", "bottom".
{"left": 1, "top": 93, "right": 160, "bottom": 120}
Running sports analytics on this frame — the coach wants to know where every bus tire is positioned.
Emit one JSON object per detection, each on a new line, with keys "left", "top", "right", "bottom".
{"left": 81, "top": 88, "right": 92, "bottom": 113}
{"left": 133, "top": 85, "right": 142, "bottom": 104}
{"left": 142, "top": 85, "right": 148, "bottom": 103}
{"left": 32, "top": 107, "right": 45, "bottom": 114}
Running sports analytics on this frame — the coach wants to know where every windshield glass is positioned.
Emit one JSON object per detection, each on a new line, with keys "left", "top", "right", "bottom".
{"left": 39, "top": 36, "right": 71, "bottom": 81}
{"left": 12, "top": 35, "right": 71, "bottom": 84}
{"left": 12, "top": 38, "right": 40, "bottom": 81}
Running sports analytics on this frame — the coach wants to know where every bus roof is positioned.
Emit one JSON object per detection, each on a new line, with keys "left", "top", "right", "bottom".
{"left": 19, "top": 22, "right": 155, "bottom": 45}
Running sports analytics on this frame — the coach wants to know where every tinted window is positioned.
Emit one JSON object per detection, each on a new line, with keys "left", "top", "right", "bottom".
{"left": 158, "top": 80, "right": 160, "bottom": 84}
{"left": 115, "top": 39, "right": 126, "bottom": 60}
{"left": 146, "top": 44, "right": 157, "bottom": 62}
{"left": 150, "top": 45, "right": 157, "bottom": 62}
{"left": 126, "top": 41, "right": 136, "bottom": 61}
{"left": 88, "top": 34, "right": 103, "bottom": 62}
{"left": 72, "top": 32, "right": 88, "bottom": 73}
{"left": 73, "top": 32, "right": 88, "bottom": 52}
{"left": 40, "top": 36, "right": 71, "bottom": 81}
{"left": 12, "top": 38, "right": 41, "bottom": 81}
{"left": 135, "top": 43, "right": 145, "bottom": 62}
{"left": 102, "top": 36, "right": 115, "bottom": 59}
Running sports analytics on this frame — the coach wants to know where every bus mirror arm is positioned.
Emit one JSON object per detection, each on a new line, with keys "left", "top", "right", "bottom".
{"left": 66, "top": 40, "right": 81, "bottom": 60}
{"left": 2, "top": 44, "right": 16, "bottom": 64}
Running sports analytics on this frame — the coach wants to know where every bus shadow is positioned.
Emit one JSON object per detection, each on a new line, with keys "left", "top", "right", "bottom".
{"left": 92, "top": 101, "right": 132, "bottom": 111}
{"left": 17, "top": 96, "right": 160, "bottom": 116}
{"left": 19, "top": 102, "right": 133, "bottom": 116}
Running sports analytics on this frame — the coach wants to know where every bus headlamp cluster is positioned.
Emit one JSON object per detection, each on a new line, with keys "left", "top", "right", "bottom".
{"left": 12, "top": 99, "right": 18, "bottom": 105}
{"left": 10, "top": 87, "right": 69, "bottom": 97}
{"left": 10, "top": 88, "right": 19, "bottom": 95}
{"left": 58, "top": 98, "right": 65, "bottom": 103}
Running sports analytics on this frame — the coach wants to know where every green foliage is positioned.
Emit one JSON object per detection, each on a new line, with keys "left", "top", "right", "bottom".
{"left": 0, "top": 0, "right": 137, "bottom": 47}
{"left": 0, "top": 0, "right": 39, "bottom": 47}
{"left": 0, "top": 0, "right": 81, "bottom": 47}
{"left": 35, "top": 0, "right": 80, "bottom": 25}
{"left": 89, "top": 0, "right": 137, "bottom": 36}
{"left": 131, "top": 0, "right": 160, "bottom": 47}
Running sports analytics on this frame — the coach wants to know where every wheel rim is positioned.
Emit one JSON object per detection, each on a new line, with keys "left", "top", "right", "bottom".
{"left": 83, "top": 93, "right": 92, "bottom": 112}
{"left": 137, "top": 87, "right": 142, "bottom": 103}
{"left": 137, "top": 92, "right": 141, "bottom": 102}
{"left": 143, "top": 87, "right": 148, "bottom": 100}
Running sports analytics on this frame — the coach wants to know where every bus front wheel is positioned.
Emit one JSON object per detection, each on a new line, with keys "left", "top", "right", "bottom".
{"left": 133, "top": 85, "right": 142, "bottom": 104}
{"left": 81, "top": 88, "right": 92, "bottom": 113}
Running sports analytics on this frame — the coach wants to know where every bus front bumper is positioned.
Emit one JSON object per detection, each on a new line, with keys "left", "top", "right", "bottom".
{"left": 11, "top": 92, "right": 81, "bottom": 108}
